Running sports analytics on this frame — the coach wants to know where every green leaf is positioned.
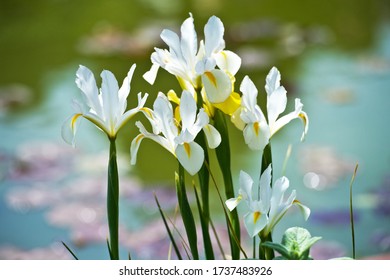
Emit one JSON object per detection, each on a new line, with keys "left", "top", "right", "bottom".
{"left": 193, "top": 182, "right": 215, "bottom": 259}
{"left": 261, "top": 241, "right": 290, "bottom": 259}
{"left": 154, "top": 193, "right": 182, "bottom": 260}
{"left": 175, "top": 165, "right": 199, "bottom": 259}
{"left": 281, "top": 227, "right": 321, "bottom": 259}
{"left": 61, "top": 241, "right": 79, "bottom": 260}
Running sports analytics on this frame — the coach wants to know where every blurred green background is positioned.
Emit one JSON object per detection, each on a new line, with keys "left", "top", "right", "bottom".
{"left": 1, "top": 0, "right": 390, "bottom": 259}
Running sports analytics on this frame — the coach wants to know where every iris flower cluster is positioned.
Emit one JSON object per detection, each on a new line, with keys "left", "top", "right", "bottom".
{"left": 62, "top": 14, "right": 310, "bottom": 260}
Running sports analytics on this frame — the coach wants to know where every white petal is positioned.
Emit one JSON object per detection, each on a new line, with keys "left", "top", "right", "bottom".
{"left": 215, "top": 50, "right": 241, "bottom": 75}
{"left": 240, "top": 76, "right": 258, "bottom": 113}
{"left": 130, "top": 134, "right": 144, "bottom": 165}
{"left": 271, "top": 98, "right": 306, "bottom": 138}
{"left": 293, "top": 200, "right": 311, "bottom": 221}
{"left": 243, "top": 122, "right": 270, "bottom": 151}
{"left": 143, "top": 63, "right": 160, "bottom": 85}
{"left": 61, "top": 113, "right": 82, "bottom": 147}
{"left": 267, "top": 85, "right": 287, "bottom": 127}
{"left": 265, "top": 67, "right": 288, "bottom": 126}
{"left": 203, "top": 124, "right": 221, "bottom": 149}
{"left": 175, "top": 142, "right": 204, "bottom": 176}
{"left": 180, "top": 14, "right": 197, "bottom": 68}
{"left": 265, "top": 66, "right": 281, "bottom": 96}
{"left": 100, "top": 69, "right": 120, "bottom": 130}
{"left": 179, "top": 90, "right": 197, "bottom": 131}
{"left": 239, "top": 170, "right": 254, "bottom": 201}
{"left": 118, "top": 64, "right": 136, "bottom": 114}
{"left": 202, "top": 69, "right": 232, "bottom": 103}
{"left": 259, "top": 164, "right": 272, "bottom": 210}
{"left": 225, "top": 197, "right": 241, "bottom": 211}
{"left": 75, "top": 65, "right": 102, "bottom": 117}
{"left": 160, "top": 29, "right": 182, "bottom": 59}
{"left": 244, "top": 210, "right": 268, "bottom": 237}
{"left": 204, "top": 15, "right": 225, "bottom": 57}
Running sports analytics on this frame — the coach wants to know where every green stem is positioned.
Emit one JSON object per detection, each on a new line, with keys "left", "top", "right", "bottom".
{"left": 176, "top": 162, "right": 199, "bottom": 259}
{"left": 107, "top": 138, "right": 119, "bottom": 260}
{"left": 195, "top": 89, "right": 214, "bottom": 260}
{"left": 214, "top": 109, "right": 241, "bottom": 260}
{"left": 259, "top": 233, "right": 275, "bottom": 260}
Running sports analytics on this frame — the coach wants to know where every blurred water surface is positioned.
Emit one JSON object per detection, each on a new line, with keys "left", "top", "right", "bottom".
{"left": 1, "top": 0, "right": 390, "bottom": 259}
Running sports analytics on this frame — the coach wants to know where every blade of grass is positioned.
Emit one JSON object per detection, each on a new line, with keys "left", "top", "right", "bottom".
{"left": 154, "top": 192, "right": 183, "bottom": 260}
{"left": 349, "top": 163, "right": 359, "bottom": 259}
{"left": 204, "top": 161, "right": 248, "bottom": 259}
{"left": 61, "top": 241, "right": 79, "bottom": 260}
{"left": 209, "top": 218, "right": 227, "bottom": 260}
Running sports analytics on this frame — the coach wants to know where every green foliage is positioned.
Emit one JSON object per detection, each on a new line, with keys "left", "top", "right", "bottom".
{"left": 261, "top": 227, "right": 321, "bottom": 260}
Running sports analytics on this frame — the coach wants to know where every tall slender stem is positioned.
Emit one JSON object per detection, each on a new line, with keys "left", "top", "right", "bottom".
{"left": 214, "top": 109, "right": 241, "bottom": 259}
{"left": 195, "top": 89, "right": 215, "bottom": 259}
{"left": 107, "top": 138, "right": 119, "bottom": 260}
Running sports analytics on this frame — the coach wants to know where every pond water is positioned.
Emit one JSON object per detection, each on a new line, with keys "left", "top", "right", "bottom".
{"left": 1, "top": 0, "right": 390, "bottom": 259}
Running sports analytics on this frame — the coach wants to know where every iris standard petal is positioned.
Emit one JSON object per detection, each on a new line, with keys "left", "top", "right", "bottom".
{"left": 204, "top": 15, "right": 225, "bottom": 57}
{"left": 215, "top": 50, "right": 241, "bottom": 76}
{"left": 180, "top": 14, "right": 198, "bottom": 69}
{"left": 100, "top": 69, "right": 120, "bottom": 129}
{"left": 240, "top": 76, "right": 258, "bottom": 113}
{"left": 259, "top": 164, "right": 272, "bottom": 210}
{"left": 75, "top": 65, "right": 103, "bottom": 117}
{"left": 239, "top": 170, "right": 254, "bottom": 201}
{"left": 179, "top": 90, "right": 197, "bottom": 131}
{"left": 118, "top": 64, "right": 136, "bottom": 114}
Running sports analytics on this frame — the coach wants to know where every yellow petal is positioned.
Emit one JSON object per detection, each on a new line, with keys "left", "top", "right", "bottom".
{"left": 213, "top": 91, "right": 241, "bottom": 115}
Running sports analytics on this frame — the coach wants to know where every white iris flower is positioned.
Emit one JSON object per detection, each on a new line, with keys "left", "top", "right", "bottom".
{"left": 130, "top": 90, "right": 221, "bottom": 175}
{"left": 62, "top": 64, "right": 148, "bottom": 146}
{"left": 232, "top": 67, "right": 309, "bottom": 151}
{"left": 143, "top": 14, "right": 241, "bottom": 106}
{"left": 226, "top": 165, "right": 310, "bottom": 238}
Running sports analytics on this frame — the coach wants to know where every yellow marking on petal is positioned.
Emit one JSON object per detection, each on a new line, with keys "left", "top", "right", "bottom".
{"left": 140, "top": 108, "right": 153, "bottom": 119}
{"left": 299, "top": 113, "right": 307, "bottom": 127}
{"left": 254, "top": 122, "right": 260, "bottom": 136}
{"left": 71, "top": 113, "right": 83, "bottom": 130}
{"left": 135, "top": 134, "right": 144, "bottom": 144}
{"left": 205, "top": 71, "right": 217, "bottom": 87}
{"left": 183, "top": 142, "right": 191, "bottom": 158}
{"left": 253, "top": 211, "right": 261, "bottom": 224}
